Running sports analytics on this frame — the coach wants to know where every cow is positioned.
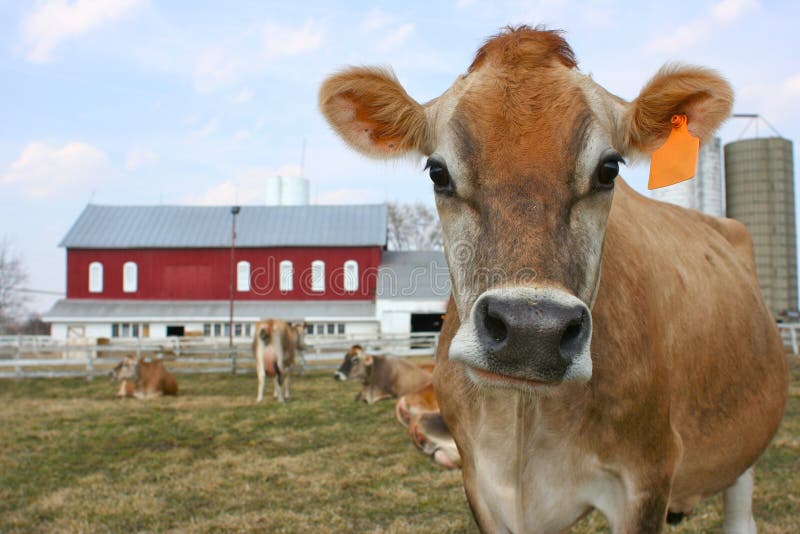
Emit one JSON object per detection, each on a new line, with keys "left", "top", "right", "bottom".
{"left": 253, "top": 319, "right": 306, "bottom": 403}
{"left": 109, "top": 355, "right": 178, "bottom": 399}
{"left": 320, "top": 26, "right": 788, "bottom": 533}
{"left": 396, "top": 383, "right": 461, "bottom": 469}
{"left": 333, "top": 344, "right": 433, "bottom": 404}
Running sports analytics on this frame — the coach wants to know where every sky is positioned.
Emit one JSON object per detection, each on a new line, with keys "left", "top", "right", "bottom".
{"left": 1, "top": 0, "right": 799, "bottom": 314}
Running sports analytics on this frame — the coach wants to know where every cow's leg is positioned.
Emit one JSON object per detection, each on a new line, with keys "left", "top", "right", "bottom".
{"left": 256, "top": 352, "right": 267, "bottom": 402}
{"left": 283, "top": 368, "right": 291, "bottom": 400}
{"left": 723, "top": 467, "right": 757, "bottom": 534}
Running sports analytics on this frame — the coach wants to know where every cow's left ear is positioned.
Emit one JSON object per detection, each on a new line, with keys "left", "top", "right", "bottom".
{"left": 363, "top": 355, "right": 373, "bottom": 367}
{"left": 618, "top": 64, "right": 733, "bottom": 156}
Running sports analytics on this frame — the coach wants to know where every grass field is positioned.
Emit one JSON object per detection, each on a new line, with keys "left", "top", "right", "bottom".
{"left": 1, "top": 360, "right": 798, "bottom": 533}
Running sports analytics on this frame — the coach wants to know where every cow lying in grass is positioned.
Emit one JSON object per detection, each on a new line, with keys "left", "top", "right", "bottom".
{"left": 109, "top": 355, "right": 178, "bottom": 399}
{"left": 333, "top": 345, "right": 432, "bottom": 404}
{"left": 396, "top": 383, "right": 461, "bottom": 469}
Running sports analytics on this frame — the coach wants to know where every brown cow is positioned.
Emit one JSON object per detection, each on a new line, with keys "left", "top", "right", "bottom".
{"left": 109, "top": 355, "right": 178, "bottom": 399}
{"left": 253, "top": 319, "right": 306, "bottom": 403}
{"left": 320, "top": 26, "right": 788, "bottom": 533}
{"left": 396, "top": 383, "right": 461, "bottom": 469}
{"left": 333, "top": 345, "right": 433, "bottom": 404}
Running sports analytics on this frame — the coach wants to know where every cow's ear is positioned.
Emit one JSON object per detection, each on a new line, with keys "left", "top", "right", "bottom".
{"left": 319, "top": 66, "right": 432, "bottom": 158}
{"left": 363, "top": 354, "right": 373, "bottom": 367}
{"left": 619, "top": 64, "right": 733, "bottom": 156}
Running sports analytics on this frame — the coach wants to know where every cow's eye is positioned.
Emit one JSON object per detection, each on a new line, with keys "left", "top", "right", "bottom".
{"left": 594, "top": 154, "right": 624, "bottom": 190}
{"left": 425, "top": 157, "right": 453, "bottom": 194}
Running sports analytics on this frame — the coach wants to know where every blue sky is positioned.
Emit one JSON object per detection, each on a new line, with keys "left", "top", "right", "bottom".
{"left": 1, "top": 0, "right": 799, "bottom": 313}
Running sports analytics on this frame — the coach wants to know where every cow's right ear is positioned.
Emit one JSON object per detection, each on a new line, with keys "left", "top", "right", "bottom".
{"left": 319, "top": 66, "right": 432, "bottom": 158}
{"left": 363, "top": 354, "right": 373, "bottom": 367}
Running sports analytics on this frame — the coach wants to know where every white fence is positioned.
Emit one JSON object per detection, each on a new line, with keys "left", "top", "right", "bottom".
{"left": 778, "top": 323, "right": 800, "bottom": 356}
{"left": 0, "top": 333, "right": 439, "bottom": 379}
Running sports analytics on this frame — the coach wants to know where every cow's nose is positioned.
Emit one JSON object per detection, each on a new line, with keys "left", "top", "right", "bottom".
{"left": 333, "top": 371, "right": 346, "bottom": 381}
{"left": 474, "top": 291, "right": 591, "bottom": 379}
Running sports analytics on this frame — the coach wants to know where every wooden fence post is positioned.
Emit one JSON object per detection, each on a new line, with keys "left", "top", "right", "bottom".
{"left": 15, "top": 335, "right": 22, "bottom": 378}
{"left": 790, "top": 326, "right": 798, "bottom": 356}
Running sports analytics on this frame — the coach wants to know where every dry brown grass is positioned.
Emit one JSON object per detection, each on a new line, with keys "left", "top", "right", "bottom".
{"left": 1, "top": 360, "right": 798, "bottom": 533}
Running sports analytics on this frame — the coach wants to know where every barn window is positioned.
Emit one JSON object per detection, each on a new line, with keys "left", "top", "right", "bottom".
{"left": 311, "top": 260, "right": 325, "bottom": 292}
{"left": 123, "top": 261, "right": 138, "bottom": 293}
{"left": 280, "top": 260, "right": 294, "bottom": 292}
{"left": 88, "top": 262, "right": 103, "bottom": 293}
{"left": 237, "top": 261, "right": 251, "bottom": 292}
{"left": 344, "top": 260, "right": 358, "bottom": 292}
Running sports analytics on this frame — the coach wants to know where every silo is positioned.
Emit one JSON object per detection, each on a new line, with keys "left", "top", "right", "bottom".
{"left": 265, "top": 175, "right": 282, "bottom": 206}
{"left": 280, "top": 175, "right": 310, "bottom": 206}
{"left": 652, "top": 137, "right": 725, "bottom": 217}
{"left": 725, "top": 137, "right": 797, "bottom": 317}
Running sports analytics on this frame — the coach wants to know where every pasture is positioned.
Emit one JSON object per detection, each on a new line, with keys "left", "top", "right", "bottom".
{"left": 1, "top": 361, "right": 798, "bottom": 533}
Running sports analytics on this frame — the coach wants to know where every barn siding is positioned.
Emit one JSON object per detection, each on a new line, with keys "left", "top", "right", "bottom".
{"left": 66, "top": 247, "right": 382, "bottom": 301}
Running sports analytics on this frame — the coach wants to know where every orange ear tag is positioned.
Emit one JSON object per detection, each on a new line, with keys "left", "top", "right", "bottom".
{"left": 648, "top": 114, "right": 699, "bottom": 190}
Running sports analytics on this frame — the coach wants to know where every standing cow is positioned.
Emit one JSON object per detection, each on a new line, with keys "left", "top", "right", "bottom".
{"left": 109, "top": 355, "right": 178, "bottom": 399}
{"left": 320, "top": 26, "right": 788, "bottom": 533}
{"left": 253, "top": 319, "right": 306, "bottom": 403}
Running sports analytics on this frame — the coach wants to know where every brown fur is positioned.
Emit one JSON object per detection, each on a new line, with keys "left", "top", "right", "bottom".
{"left": 320, "top": 25, "right": 787, "bottom": 533}
{"left": 110, "top": 355, "right": 178, "bottom": 399}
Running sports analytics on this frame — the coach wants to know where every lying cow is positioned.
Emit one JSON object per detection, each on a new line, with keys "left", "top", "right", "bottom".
{"left": 320, "top": 26, "right": 788, "bottom": 533}
{"left": 109, "top": 355, "right": 178, "bottom": 399}
{"left": 396, "top": 384, "right": 461, "bottom": 469}
{"left": 333, "top": 345, "right": 432, "bottom": 404}
{"left": 253, "top": 319, "right": 306, "bottom": 403}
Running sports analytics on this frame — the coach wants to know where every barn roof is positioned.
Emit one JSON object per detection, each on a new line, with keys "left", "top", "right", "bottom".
{"left": 377, "top": 251, "right": 450, "bottom": 300}
{"left": 60, "top": 204, "right": 388, "bottom": 248}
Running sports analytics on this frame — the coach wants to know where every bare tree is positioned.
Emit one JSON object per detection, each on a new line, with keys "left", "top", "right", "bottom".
{"left": 387, "top": 202, "right": 443, "bottom": 251}
{"left": 0, "top": 239, "right": 29, "bottom": 330}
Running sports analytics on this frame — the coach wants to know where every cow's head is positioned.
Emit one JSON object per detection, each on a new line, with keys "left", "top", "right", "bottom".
{"left": 109, "top": 355, "right": 138, "bottom": 381}
{"left": 334, "top": 345, "right": 372, "bottom": 381}
{"left": 320, "top": 26, "right": 732, "bottom": 391}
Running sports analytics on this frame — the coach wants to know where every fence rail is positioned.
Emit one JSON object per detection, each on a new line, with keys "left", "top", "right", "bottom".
{"left": 0, "top": 333, "right": 439, "bottom": 379}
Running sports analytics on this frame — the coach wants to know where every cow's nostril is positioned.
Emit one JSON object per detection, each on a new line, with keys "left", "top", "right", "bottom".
{"left": 559, "top": 311, "right": 587, "bottom": 362}
{"left": 483, "top": 311, "right": 508, "bottom": 345}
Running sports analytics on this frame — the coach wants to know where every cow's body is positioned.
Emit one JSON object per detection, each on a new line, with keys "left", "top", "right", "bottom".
{"left": 253, "top": 319, "right": 306, "bottom": 403}
{"left": 320, "top": 26, "right": 788, "bottom": 533}
{"left": 110, "top": 355, "right": 178, "bottom": 399}
{"left": 396, "top": 383, "right": 461, "bottom": 469}
{"left": 334, "top": 345, "right": 433, "bottom": 404}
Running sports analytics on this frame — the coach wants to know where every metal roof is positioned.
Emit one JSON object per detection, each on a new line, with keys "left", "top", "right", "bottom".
{"left": 377, "top": 250, "right": 450, "bottom": 300}
{"left": 43, "top": 299, "right": 376, "bottom": 321}
{"left": 60, "top": 204, "right": 388, "bottom": 248}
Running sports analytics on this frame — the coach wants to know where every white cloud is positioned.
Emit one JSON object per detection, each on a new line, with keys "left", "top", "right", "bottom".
{"left": 185, "top": 165, "right": 303, "bottom": 205}
{"left": 193, "top": 19, "right": 324, "bottom": 92}
{"left": 316, "top": 188, "right": 385, "bottom": 205}
{"left": 233, "top": 87, "right": 255, "bottom": 103}
{"left": 360, "top": 8, "right": 395, "bottom": 32}
{"left": 738, "top": 73, "right": 800, "bottom": 126}
{"left": 124, "top": 147, "right": 158, "bottom": 171}
{"left": 645, "top": 0, "right": 760, "bottom": 54}
{"left": 1, "top": 141, "right": 112, "bottom": 197}
{"left": 378, "top": 23, "right": 415, "bottom": 52}
{"left": 190, "top": 118, "right": 220, "bottom": 138}
{"left": 456, "top": 0, "right": 476, "bottom": 7}
{"left": 262, "top": 20, "right": 323, "bottom": 58}
{"left": 20, "top": 0, "right": 148, "bottom": 62}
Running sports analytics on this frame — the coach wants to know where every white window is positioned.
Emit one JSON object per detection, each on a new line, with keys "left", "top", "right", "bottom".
{"left": 311, "top": 260, "right": 325, "bottom": 292}
{"left": 123, "top": 261, "right": 138, "bottom": 293}
{"left": 89, "top": 262, "right": 103, "bottom": 293}
{"left": 237, "top": 261, "right": 251, "bottom": 292}
{"left": 344, "top": 260, "right": 358, "bottom": 292}
{"left": 280, "top": 260, "right": 294, "bottom": 292}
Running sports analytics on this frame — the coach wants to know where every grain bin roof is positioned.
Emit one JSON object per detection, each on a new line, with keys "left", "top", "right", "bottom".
{"left": 60, "top": 204, "right": 388, "bottom": 248}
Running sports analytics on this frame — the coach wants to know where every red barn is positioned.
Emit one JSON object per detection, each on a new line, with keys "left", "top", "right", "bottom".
{"left": 44, "top": 204, "right": 449, "bottom": 340}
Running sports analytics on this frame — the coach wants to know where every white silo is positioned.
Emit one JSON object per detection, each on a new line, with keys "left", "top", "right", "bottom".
{"left": 265, "top": 175, "right": 282, "bottom": 206}
{"left": 651, "top": 137, "right": 725, "bottom": 217}
{"left": 280, "top": 175, "right": 310, "bottom": 206}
